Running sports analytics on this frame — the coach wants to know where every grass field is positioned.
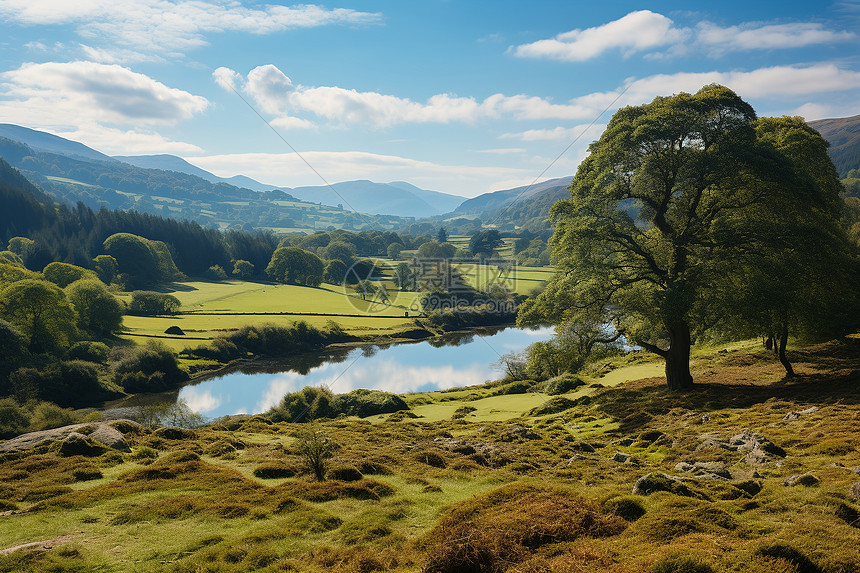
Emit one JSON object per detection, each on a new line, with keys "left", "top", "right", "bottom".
{"left": 118, "top": 257, "right": 553, "bottom": 350}
{"left": 2, "top": 336, "right": 858, "bottom": 572}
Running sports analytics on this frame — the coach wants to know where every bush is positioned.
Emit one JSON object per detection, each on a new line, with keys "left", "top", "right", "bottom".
{"left": 327, "top": 465, "right": 363, "bottom": 482}
{"left": 269, "top": 386, "right": 333, "bottom": 423}
{"left": 0, "top": 397, "right": 30, "bottom": 438}
{"left": 296, "top": 424, "right": 334, "bottom": 481}
{"left": 493, "top": 381, "right": 532, "bottom": 396}
{"left": 29, "top": 402, "right": 79, "bottom": 431}
{"left": 540, "top": 373, "right": 586, "bottom": 395}
{"left": 253, "top": 463, "right": 298, "bottom": 479}
{"left": 206, "top": 265, "right": 228, "bottom": 281}
{"left": 10, "top": 361, "right": 112, "bottom": 406}
{"left": 127, "top": 291, "right": 181, "bottom": 316}
{"left": 329, "top": 389, "right": 409, "bottom": 418}
{"left": 603, "top": 495, "right": 647, "bottom": 521}
{"left": 112, "top": 341, "right": 189, "bottom": 392}
{"left": 67, "top": 341, "right": 110, "bottom": 363}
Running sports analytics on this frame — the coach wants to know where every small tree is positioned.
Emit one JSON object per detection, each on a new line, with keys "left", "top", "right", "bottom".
{"left": 93, "top": 254, "right": 118, "bottom": 285}
{"left": 436, "top": 227, "right": 449, "bottom": 243}
{"left": 387, "top": 243, "right": 404, "bottom": 261}
{"left": 66, "top": 279, "right": 124, "bottom": 335}
{"left": 296, "top": 423, "right": 334, "bottom": 481}
{"left": 231, "top": 259, "right": 254, "bottom": 279}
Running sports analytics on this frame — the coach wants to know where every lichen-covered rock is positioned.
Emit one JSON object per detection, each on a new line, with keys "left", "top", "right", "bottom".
{"left": 632, "top": 473, "right": 694, "bottom": 497}
{"left": 89, "top": 424, "right": 131, "bottom": 452}
{"left": 849, "top": 482, "right": 860, "bottom": 501}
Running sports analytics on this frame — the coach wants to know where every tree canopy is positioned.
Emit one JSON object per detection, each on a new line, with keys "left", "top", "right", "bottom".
{"left": 0, "top": 279, "right": 77, "bottom": 353}
{"left": 518, "top": 85, "right": 858, "bottom": 390}
{"left": 266, "top": 247, "right": 324, "bottom": 286}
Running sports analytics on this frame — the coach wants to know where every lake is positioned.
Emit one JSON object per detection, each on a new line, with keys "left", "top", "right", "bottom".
{"left": 176, "top": 326, "right": 554, "bottom": 419}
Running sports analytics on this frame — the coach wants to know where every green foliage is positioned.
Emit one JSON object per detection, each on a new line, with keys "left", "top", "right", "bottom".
{"left": 329, "top": 389, "right": 409, "bottom": 418}
{"left": 28, "top": 402, "right": 79, "bottom": 431}
{"left": 102, "top": 233, "right": 182, "bottom": 288}
{"left": 112, "top": 341, "right": 189, "bottom": 392}
{"left": 65, "top": 279, "right": 124, "bottom": 335}
{"left": 0, "top": 250, "right": 24, "bottom": 267}
{"left": 0, "top": 319, "right": 25, "bottom": 391}
{"left": 321, "top": 240, "right": 356, "bottom": 266}
{"left": 136, "top": 399, "right": 203, "bottom": 429}
{"left": 0, "top": 397, "right": 30, "bottom": 438}
{"left": 127, "top": 291, "right": 181, "bottom": 316}
{"left": 92, "top": 254, "right": 118, "bottom": 285}
{"left": 387, "top": 242, "right": 404, "bottom": 260}
{"left": 8, "top": 361, "right": 109, "bottom": 406}
{"left": 6, "top": 236, "right": 34, "bottom": 256}
{"left": 231, "top": 259, "right": 254, "bottom": 279}
{"left": 265, "top": 246, "right": 324, "bottom": 286}
{"left": 417, "top": 240, "right": 456, "bottom": 259}
{"left": 0, "top": 278, "right": 77, "bottom": 353}
{"left": 520, "top": 85, "right": 855, "bottom": 389}
{"left": 296, "top": 423, "right": 335, "bottom": 481}
{"left": 539, "top": 373, "right": 585, "bottom": 395}
{"left": 469, "top": 229, "right": 503, "bottom": 257}
{"left": 269, "top": 386, "right": 333, "bottom": 423}
{"left": 323, "top": 259, "right": 348, "bottom": 285}
{"left": 205, "top": 264, "right": 228, "bottom": 281}
{"left": 42, "top": 262, "right": 97, "bottom": 288}
{"left": 67, "top": 341, "right": 110, "bottom": 363}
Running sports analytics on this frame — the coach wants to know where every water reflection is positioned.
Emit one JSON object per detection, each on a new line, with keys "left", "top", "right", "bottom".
{"left": 174, "top": 326, "right": 554, "bottom": 419}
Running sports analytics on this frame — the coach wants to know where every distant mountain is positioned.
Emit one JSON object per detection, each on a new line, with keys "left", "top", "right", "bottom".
{"left": 453, "top": 176, "right": 573, "bottom": 216}
{"left": 0, "top": 125, "right": 419, "bottom": 232}
{"left": 285, "top": 180, "right": 465, "bottom": 218}
{"left": 114, "top": 154, "right": 278, "bottom": 192}
{"left": 0, "top": 124, "right": 115, "bottom": 163}
{"left": 808, "top": 115, "right": 860, "bottom": 177}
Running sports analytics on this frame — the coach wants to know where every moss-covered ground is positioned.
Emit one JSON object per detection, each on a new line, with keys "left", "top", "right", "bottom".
{"left": 1, "top": 336, "right": 858, "bottom": 572}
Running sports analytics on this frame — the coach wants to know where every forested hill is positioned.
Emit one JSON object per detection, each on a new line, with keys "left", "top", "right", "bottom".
{"left": 808, "top": 115, "right": 860, "bottom": 178}
{"left": 0, "top": 156, "right": 261, "bottom": 276}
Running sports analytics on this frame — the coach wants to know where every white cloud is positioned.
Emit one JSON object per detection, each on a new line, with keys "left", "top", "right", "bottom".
{"left": 55, "top": 124, "right": 203, "bottom": 155}
{"left": 789, "top": 102, "right": 833, "bottom": 121}
{"left": 698, "top": 22, "right": 855, "bottom": 52}
{"left": 0, "top": 61, "right": 209, "bottom": 125}
{"left": 185, "top": 150, "right": 534, "bottom": 197}
{"left": 270, "top": 116, "right": 317, "bottom": 130}
{"left": 0, "top": 61, "right": 208, "bottom": 154}
{"left": 216, "top": 65, "right": 615, "bottom": 127}
{"left": 512, "top": 11, "right": 855, "bottom": 62}
{"left": 0, "top": 1, "right": 382, "bottom": 55}
{"left": 180, "top": 387, "right": 223, "bottom": 414}
{"left": 512, "top": 10, "right": 689, "bottom": 61}
{"left": 79, "top": 44, "right": 164, "bottom": 64}
{"left": 501, "top": 123, "right": 607, "bottom": 141}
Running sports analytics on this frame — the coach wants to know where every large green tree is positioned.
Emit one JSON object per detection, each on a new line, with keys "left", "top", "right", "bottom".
{"left": 65, "top": 279, "right": 125, "bottom": 336}
{"left": 519, "top": 85, "right": 854, "bottom": 390}
{"left": 0, "top": 279, "right": 77, "bottom": 353}
{"left": 266, "top": 247, "right": 324, "bottom": 286}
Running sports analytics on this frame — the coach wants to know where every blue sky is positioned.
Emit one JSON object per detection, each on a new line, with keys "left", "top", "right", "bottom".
{"left": 0, "top": 1, "right": 858, "bottom": 197}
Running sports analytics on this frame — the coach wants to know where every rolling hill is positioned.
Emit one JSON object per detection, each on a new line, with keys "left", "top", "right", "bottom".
{"left": 808, "top": 115, "right": 860, "bottom": 177}
{"left": 285, "top": 180, "right": 464, "bottom": 218}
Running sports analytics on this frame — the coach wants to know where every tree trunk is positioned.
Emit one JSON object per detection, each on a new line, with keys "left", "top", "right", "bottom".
{"left": 665, "top": 321, "right": 694, "bottom": 391}
{"left": 777, "top": 324, "right": 795, "bottom": 378}
{"left": 764, "top": 335, "right": 773, "bottom": 351}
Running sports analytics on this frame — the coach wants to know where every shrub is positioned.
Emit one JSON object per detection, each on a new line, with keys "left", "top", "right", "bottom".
{"left": 0, "top": 397, "right": 30, "bottom": 439}
{"left": 493, "top": 381, "right": 532, "bottom": 395}
{"left": 10, "top": 361, "right": 112, "bottom": 406}
{"left": 206, "top": 265, "right": 228, "bottom": 281}
{"left": 603, "top": 495, "right": 647, "bottom": 521}
{"left": 528, "top": 397, "right": 576, "bottom": 416}
{"left": 67, "top": 341, "right": 110, "bottom": 363}
{"left": 112, "top": 341, "right": 188, "bottom": 392}
{"left": 253, "top": 463, "right": 298, "bottom": 479}
{"left": 327, "top": 465, "right": 364, "bottom": 482}
{"left": 29, "top": 402, "right": 79, "bottom": 431}
{"left": 296, "top": 424, "right": 334, "bottom": 481}
{"left": 269, "top": 386, "right": 333, "bottom": 423}
{"left": 127, "top": 291, "right": 181, "bottom": 316}
{"left": 540, "top": 373, "right": 586, "bottom": 395}
{"left": 329, "top": 389, "right": 409, "bottom": 418}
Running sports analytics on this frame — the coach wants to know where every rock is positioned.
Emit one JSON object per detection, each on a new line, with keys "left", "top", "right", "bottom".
{"left": 107, "top": 419, "right": 144, "bottom": 435}
{"left": 734, "top": 480, "right": 763, "bottom": 497}
{"left": 613, "top": 452, "right": 631, "bottom": 463}
{"left": 590, "top": 442, "right": 607, "bottom": 449}
{"left": 566, "top": 454, "right": 596, "bottom": 464}
{"left": 632, "top": 473, "right": 695, "bottom": 498}
{"left": 784, "top": 473, "right": 819, "bottom": 487}
{"left": 88, "top": 425, "right": 131, "bottom": 453}
{"left": 164, "top": 325, "right": 185, "bottom": 335}
{"left": 504, "top": 425, "right": 540, "bottom": 441}
{"left": 675, "top": 461, "right": 732, "bottom": 480}
{"left": 0, "top": 421, "right": 138, "bottom": 454}
{"left": 835, "top": 503, "right": 860, "bottom": 528}
{"left": 59, "top": 432, "right": 107, "bottom": 457}
{"left": 618, "top": 437, "right": 635, "bottom": 447}
{"left": 850, "top": 482, "right": 860, "bottom": 501}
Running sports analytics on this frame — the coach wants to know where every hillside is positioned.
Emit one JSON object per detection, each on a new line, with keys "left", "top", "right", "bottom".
{"left": 1, "top": 337, "right": 858, "bottom": 572}
{"left": 453, "top": 176, "right": 573, "bottom": 215}
{"left": 285, "top": 180, "right": 464, "bottom": 218}
{"left": 114, "top": 154, "right": 277, "bottom": 192}
{"left": 0, "top": 127, "right": 412, "bottom": 232}
{"left": 809, "top": 115, "right": 860, "bottom": 177}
